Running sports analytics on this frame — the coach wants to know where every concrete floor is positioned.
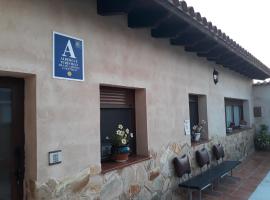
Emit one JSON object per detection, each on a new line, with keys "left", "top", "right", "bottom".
{"left": 191, "top": 151, "right": 270, "bottom": 200}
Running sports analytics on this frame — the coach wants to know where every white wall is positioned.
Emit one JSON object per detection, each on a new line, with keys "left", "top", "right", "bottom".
{"left": 0, "top": 0, "right": 254, "bottom": 183}
{"left": 253, "top": 84, "right": 270, "bottom": 132}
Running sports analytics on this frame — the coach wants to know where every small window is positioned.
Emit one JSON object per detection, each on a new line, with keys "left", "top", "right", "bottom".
{"left": 225, "top": 98, "right": 247, "bottom": 133}
{"left": 254, "top": 107, "right": 262, "bottom": 117}
{"left": 189, "top": 94, "right": 208, "bottom": 144}
{"left": 100, "top": 86, "right": 136, "bottom": 161}
{"left": 189, "top": 95, "right": 199, "bottom": 131}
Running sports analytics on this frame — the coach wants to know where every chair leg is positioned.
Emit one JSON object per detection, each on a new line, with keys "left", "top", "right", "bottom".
{"left": 199, "top": 190, "right": 202, "bottom": 200}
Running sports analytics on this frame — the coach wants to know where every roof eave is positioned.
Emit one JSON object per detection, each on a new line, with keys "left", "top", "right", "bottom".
{"left": 97, "top": 0, "right": 270, "bottom": 80}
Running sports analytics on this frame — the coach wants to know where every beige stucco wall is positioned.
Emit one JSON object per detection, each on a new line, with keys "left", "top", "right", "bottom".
{"left": 253, "top": 84, "right": 270, "bottom": 131}
{"left": 0, "top": 0, "right": 254, "bottom": 185}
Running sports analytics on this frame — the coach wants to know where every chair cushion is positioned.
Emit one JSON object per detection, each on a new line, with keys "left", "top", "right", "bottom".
{"left": 212, "top": 144, "right": 225, "bottom": 161}
{"left": 196, "top": 148, "right": 210, "bottom": 168}
{"left": 173, "top": 154, "right": 191, "bottom": 177}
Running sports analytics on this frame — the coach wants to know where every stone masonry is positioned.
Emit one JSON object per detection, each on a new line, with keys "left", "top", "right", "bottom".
{"left": 30, "top": 128, "right": 255, "bottom": 200}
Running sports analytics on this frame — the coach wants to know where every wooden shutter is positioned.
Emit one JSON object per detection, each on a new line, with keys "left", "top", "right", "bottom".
{"left": 100, "top": 86, "right": 134, "bottom": 108}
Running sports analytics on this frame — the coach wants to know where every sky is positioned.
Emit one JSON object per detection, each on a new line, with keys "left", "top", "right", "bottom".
{"left": 184, "top": 0, "right": 270, "bottom": 70}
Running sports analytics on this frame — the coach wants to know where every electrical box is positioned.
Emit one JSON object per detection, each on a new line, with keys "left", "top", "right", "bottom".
{"left": 48, "top": 150, "right": 62, "bottom": 165}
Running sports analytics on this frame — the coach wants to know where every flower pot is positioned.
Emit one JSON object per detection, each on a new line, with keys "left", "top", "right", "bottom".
{"left": 114, "top": 153, "right": 129, "bottom": 162}
{"left": 111, "top": 146, "right": 130, "bottom": 162}
{"left": 194, "top": 132, "right": 201, "bottom": 142}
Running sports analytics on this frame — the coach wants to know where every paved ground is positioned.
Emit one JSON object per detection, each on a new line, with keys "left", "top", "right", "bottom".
{"left": 191, "top": 151, "right": 270, "bottom": 200}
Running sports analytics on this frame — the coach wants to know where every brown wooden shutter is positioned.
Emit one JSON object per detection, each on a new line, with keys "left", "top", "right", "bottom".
{"left": 100, "top": 86, "right": 134, "bottom": 108}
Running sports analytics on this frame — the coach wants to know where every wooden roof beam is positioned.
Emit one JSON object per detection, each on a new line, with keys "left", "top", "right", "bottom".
{"left": 216, "top": 56, "right": 238, "bottom": 65}
{"left": 206, "top": 50, "right": 231, "bottom": 61}
{"left": 151, "top": 15, "right": 190, "bottom": 38}
{"left": 226, "top": 65, "right": 253, "bottom": 78}
{"left": 170, "top": 32, "right": 206, "bottom": 46}
{"left": 196, "top": 46, "right": 224, "bottom": 57}
{"left": 128, "top": 3, "right": 169, "bottom": 28}
{"left": 97, "top": 0, "right": 131, "bottom": 15}
{"left": 184, "top": 40, "right": 219, "bottom": 53}
{"left": 225, "top": 62, "right": 264, "bottom": 79}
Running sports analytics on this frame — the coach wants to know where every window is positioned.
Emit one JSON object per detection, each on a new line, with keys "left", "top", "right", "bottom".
{"left": 189, "top": 95, "right": 199, "bottom": 131}
{"left": 100, "top": 86, "right": 149, "bottom": 173}
{"left": 188, "top": 94, "right": 208, "bottom": 143}
{"left": 100, "top": 86, "right": 136, "bottom": 162}
{"left": 225, "top": 98, "right": 244, "bottom": 131}
{"left": 254, "top": 107, "right": 262, "bottom": 117}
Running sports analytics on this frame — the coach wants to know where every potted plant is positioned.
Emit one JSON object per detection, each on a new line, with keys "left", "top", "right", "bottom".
{"left": 106, "top": 124, "right": 134, "bottom": 162}
{"left": 192, "top": 120, "right": 207, "bottom": 142}
{"left": 239, "top": 120, "right": 247, "bottom": 129}
{"left": 229, "top": 122, "right": 235, "bottom": 129}
{"left": 254, "top": 124, "right": 270, "bottom": 150}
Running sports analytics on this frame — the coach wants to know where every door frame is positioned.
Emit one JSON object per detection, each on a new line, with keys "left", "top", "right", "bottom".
{"left": 0, "top": 77, "right": 25, "bottom": 200}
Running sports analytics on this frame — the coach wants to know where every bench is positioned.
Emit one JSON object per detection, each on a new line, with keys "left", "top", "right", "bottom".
{"left": 173, "top": 145, "right": 240, "bottom": 200}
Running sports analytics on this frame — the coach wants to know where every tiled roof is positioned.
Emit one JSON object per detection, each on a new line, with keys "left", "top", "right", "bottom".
{"left": 253, "top": 81, "right": 270, "bottom": 86}
{"left": 165, "top": 0, "right": 270, "bottom": 77}
{"left": 98, "top": 0, "right": 270, "bottom": 80}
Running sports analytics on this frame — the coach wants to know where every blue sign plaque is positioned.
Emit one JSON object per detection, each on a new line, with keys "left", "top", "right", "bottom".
{"left": 53, "top": 32, "right": 84, "bottom": 81}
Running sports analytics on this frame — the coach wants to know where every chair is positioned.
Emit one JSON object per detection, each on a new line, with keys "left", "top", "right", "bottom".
{"left": 173, "top": 147, "right": 240, "bottom": 200}
{"left": 173, "top": 154, "right": 191, "bottom": 178}
{"left": 212, "top": 144, "right": 225, "bottom": 163}
{"left": 196, "top": 147, "right": 210, "bottom": 170}
{"left": 212, "top": 144, "right": 238, "bottom": 178}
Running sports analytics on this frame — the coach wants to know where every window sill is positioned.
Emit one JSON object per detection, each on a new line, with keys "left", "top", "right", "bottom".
{"left": 226, "top": 127, "right": 252, "bottom": 136}
{"left": 191, "top": 138, "right": 210, "bottom": 147}
{"left": 101, "top": 155, "right": 151, "bottom": 174}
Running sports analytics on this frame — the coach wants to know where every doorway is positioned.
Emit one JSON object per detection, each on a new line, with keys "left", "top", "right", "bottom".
{"left": 0, "top": 77, "right": 24, "bottom": 200}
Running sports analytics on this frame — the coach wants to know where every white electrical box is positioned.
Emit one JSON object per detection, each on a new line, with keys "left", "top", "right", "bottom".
{"left": 49, "top": 150, "right": 62, "bottom": 165}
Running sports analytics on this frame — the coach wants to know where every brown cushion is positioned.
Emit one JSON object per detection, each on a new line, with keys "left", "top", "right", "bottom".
{"left": 195, "top": 148, "right": 210, "bottom": 168}
{"left": 212, "top": 144, "right": 225, "bottom": 161}
{"left": 173, "top": 154, "right": 191, "bottom": 178}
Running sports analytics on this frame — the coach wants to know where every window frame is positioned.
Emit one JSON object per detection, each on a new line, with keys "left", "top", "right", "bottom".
{"left": 100, "top": 86, "right": 136, "bottom": 162}
{"left": 188, "top": 94, "right": 208, "bottom": 144}
{"left": 225, "top": 98, "right": 244, "bottom": 130}
{"left": 189, "top": 94, "right": 199, "bottom": 131}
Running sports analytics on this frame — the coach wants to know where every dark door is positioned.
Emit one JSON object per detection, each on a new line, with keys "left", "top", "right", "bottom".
{"left": 189, "top": 95, "right": 199, "bottom": 130}
{"left": 0, "top": 78, "right": 24, "bottom": 200}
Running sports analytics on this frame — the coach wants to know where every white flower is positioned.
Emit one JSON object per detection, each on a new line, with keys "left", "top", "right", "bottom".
{"left": 130, "top": 133, "right": 134, "bottom": 138}
{"left": 118, "top": 124, "right": 123, "bottom": 129}
{"left": 105, "top": 136, "right": 110, "bottom": 140}
{"left": 116, "top": 130, "right": 121, "bottom": 135}
{"left": 121, "top": 139, "right": 127, "bottom": 145}
{"left": 126, "top": 128, "right": 129, "bottom": 134}
{"left": 201, "top": 120, "right": 207, "bottom": 125}
{"left": 120, "top": 131, "right": 125, "bottom": 136}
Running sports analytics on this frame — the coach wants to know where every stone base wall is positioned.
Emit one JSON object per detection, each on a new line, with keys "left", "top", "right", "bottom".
{"left": 31, "top": 128, "right": 255, "bottom": 200}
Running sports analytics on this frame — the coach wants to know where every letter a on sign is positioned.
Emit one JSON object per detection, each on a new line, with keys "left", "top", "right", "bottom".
{"left": 62, "top": 40, "right": 76, "bottom": 59}
{"left": 53, "top": 32, "right": 84, "bottom": 81}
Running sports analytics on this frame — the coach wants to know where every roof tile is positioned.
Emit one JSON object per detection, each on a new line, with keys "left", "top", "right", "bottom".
{"left": 165, "top": 0, "right": 269, "bottom": 77}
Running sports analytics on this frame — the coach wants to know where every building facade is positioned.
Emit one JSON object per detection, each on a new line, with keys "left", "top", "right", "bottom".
{"left": 253, "top": 82, "right": 270, "bottom": 132}
{"left": 0, "top": 0, "right": 270, "bottom": 199}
